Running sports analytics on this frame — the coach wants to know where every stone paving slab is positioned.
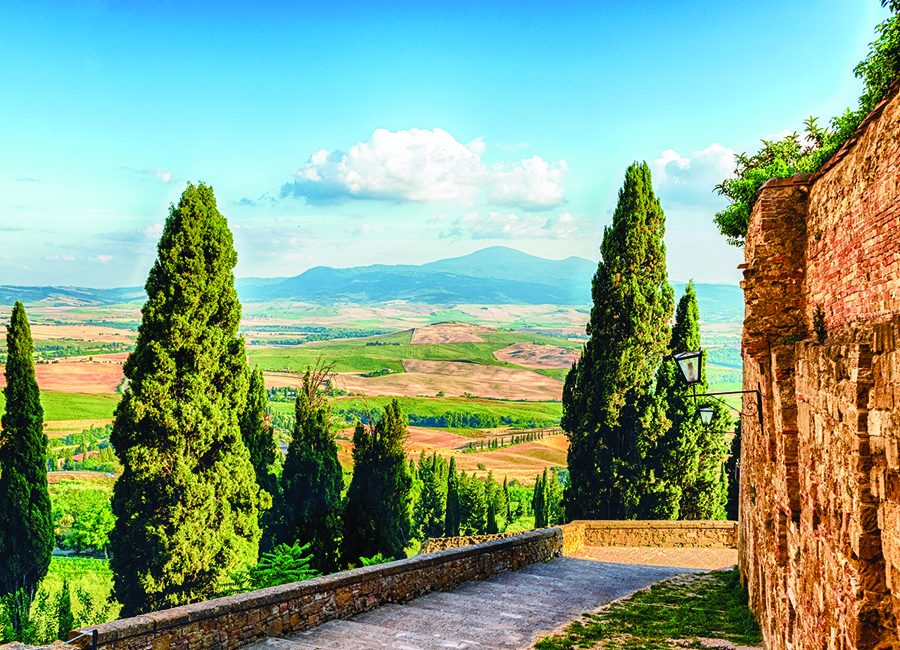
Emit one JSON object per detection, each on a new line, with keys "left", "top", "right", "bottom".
{"left": 247, "top": 555, "right": 715, "bottom": 650}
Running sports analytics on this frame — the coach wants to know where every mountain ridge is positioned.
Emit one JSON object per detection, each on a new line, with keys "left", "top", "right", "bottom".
{"left": 0, "top": 246, "right": 743, "bottom": 319}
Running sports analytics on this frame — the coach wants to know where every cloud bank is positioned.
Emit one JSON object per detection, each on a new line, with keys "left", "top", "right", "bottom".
{"left": 438, "top": 210, "right": 586, "bottom": 241}
{"left": 281, "top": 128, "right": 566, "bottom": 210}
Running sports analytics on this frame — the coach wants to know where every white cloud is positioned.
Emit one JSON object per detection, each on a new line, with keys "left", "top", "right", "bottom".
{"left": 651, "top": 143, "right": 735, "bottom": 207}
{"left": 281, "top": 128, "right": 567, "bottom": 210}
{"left": 119, "top": 167, "right": 174, "bottom": 183}
{"left": 345, "top": 223, "right": 384, "bottom": 238}
{"left": 93, "top": 255, "right": 113, "bottom": 263}
{"left": 45, "top": 254, "right": 76, "bottom": 261}
{"left": 438, "top": 210, "right": 587, "bottom": 240}
{"left": 489, "top": 156, "right": 567, "bottom": 211}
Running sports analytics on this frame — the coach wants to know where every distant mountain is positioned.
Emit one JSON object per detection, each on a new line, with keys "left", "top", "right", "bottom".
{"left": 0, "top": 284, "right": 145, "bottom": 306}
{"left": 0, "top": 246, "right": 745, "bottom": 319}
{"left": 239, "top": 246, "right": 597, "bottom": 305}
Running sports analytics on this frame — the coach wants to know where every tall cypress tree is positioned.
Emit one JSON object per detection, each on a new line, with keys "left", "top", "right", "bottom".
{"left": 271, "top": 370, "right": 343, "bottom": 572}
{"left": 342, "top": 400, "right": 413, "bottom": 563}
{"left": 562, "top": 162, "right": 674, "bottom": 520}
{"left": 241, "top": 367, "right": 278, "bottom": 503}
{"left": 414, "top": 452, "right": 446, "bottom": 539}
{"left": 0, "top": 302, "right": 53, "bottom": 634}
{"left": 444, "top": 456, "right": 460, "bottom": 537}
{"left": 109, "top": 183, "right": 263, "bottom": 616}
{"left": 640, "top": 282, "right": 702, "bottom": 519}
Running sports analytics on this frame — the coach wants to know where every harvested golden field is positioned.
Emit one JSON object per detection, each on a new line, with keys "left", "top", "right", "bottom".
{"left": 492, "top": 342, "right": 578, "bottom": 369}
{"left": 410, "top": 322, "right": 491, "bottom": 344}
{"left": 28, "top": 324, "right": 134, "bottom": 343}
{"left": 0, "top": 360, "right": 123, "bottom": 393}
{"left": 335, "top": 359, "right": 563, "bottom": 401}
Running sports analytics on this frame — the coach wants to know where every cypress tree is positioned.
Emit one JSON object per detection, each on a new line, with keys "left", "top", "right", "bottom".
{"left": 241, "top": 367, "right": 278, "bottom": 503}
{"left": 724, "top": 421, "right": 741, "bottom": 521}
{"left": 413, "top": 453, "right": 446, "bottom": 539}
{"left": 640, "top": 282, "right": 701, "bottom": 519}
{"left": 108, "top": 183, "right": 263, "bottom": 616}
{"left": 0, "top": 302, "right": 53, "bottom": 634}
{"left": 342, "top": 400, "right": 413, "bottom": 563}
{"left": 444, "top": 457, "right": 460, "bottom": 537}
{"left": 562, "top": 162, "right": 674, "bottom": 520}
{"left": 532, "top": 472, "right": 546, "bottom": 528}
{"left": 272, "top": 370, "right": 343, "bottom": 572}
{"left": 56, "top": 579, "right": 75, "bottom": 642}
{"left": 458, "top": 473, "right": 487, "bottom": 535}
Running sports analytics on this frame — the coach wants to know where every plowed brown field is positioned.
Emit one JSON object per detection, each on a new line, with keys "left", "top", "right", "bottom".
{"left": 493, "top": 342, "right": 578, "bottom": 369}
{"left": 335, "top": 359, "right": 562, "bottom": 401}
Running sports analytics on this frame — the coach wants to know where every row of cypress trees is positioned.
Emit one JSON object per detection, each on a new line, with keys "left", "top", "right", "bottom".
{"left": 562, "top": 162, "right": 731, "bottom": 522}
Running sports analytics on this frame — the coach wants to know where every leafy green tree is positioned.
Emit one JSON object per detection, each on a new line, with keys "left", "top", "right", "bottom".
{"left": 444, "top": 456, "right": 460, "bottom": 537}
{"left": 562, "top": 162, "right": 674, "bottom": 520}
{"left": 108, "top": 183, "right": 264, "bottom": 616}
{"left": 0, "top": 302, "right": 53, "bottom": 635}
{"left": 271, "top": 369, "right": 343, "bottom": 573}
{"left": 342, "top": 400, "right": 413, "bottom": 564}
{"left": 241, "top": 367, "right": 278, "bottom": 503}
{"left": 714, "top": 3, "right": 900, "bottom": 245}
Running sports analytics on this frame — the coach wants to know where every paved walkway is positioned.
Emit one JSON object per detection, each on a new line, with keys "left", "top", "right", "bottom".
{"left": 247, "top": 551, "right": 734, "bottom": 650}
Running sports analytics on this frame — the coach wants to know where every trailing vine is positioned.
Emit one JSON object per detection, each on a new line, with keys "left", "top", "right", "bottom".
{"left": 714, "top": 0, "right": 900, "bottom": 247}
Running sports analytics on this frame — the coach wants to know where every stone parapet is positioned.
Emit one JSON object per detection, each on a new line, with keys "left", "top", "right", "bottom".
{"left": 418, "top": 531, "right": 522, "bottom": 554}
{"left": 559, "top": 520, "right": 737, "bottom": 552}
{"left": 67, "top": 529, "right": 562, "bottom": 650}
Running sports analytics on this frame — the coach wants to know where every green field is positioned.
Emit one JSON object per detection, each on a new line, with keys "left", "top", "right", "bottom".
{"left": 247, "top": 327, "right": 581, "bottom": 375}
{"left": 0, "top": 391, "right": 119, "bottom": 421}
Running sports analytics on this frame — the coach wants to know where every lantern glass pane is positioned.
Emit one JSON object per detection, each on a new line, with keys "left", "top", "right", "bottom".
{"left": 673, "top": 350, "right": 702, "bottom": 385}
{"left": 699, "top": 407, "right": 714, "bottom": 428}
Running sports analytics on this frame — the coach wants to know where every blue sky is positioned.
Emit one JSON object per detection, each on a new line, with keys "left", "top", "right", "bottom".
{"left": 0, "top": 0, "right": 889, "bottom": 288}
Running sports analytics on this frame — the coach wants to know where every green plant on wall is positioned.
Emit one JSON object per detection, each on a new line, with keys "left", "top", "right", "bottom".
{"left": 813, "top": 305, "right": 827, "bottom": 344}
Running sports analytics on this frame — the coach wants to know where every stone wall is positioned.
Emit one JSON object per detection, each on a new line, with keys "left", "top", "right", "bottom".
{"left": 559, "top": 520, "right": 737, "bottom": 551}
{"left": 67, "top": 529, "right": 562, "bottom": 650}
{"left": 418, "top": 531, "right": 522, "bottom": 554}
{"left": 739, "top": 81, "right": 900, "bottom": 650}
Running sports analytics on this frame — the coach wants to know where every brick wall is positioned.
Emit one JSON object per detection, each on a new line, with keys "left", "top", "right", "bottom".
{"left": 67, "top": 529, "right": 562, "bottom": 650}
{"left": 739, "top": 82, "right": 900, "bottom": 650}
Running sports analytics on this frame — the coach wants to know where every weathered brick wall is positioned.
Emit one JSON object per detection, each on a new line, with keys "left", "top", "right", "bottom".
{"left": 67, "top": 529, "right": 562, "bottom": 650}
{"left": 740, "top": 82, "right": 900, "bottom": 650}
{"left": 559, "top": 520, "right": 737, "bottom": 551}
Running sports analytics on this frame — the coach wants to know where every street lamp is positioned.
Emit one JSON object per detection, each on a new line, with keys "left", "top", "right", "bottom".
{"left": 698, "top": 406, "right": 714, "bottom": 429}
{"left": 671, "top": 348, "right": 764, "bottom": 431}
{"left": 673, "top": 350, "right": 703, "bottom": 385}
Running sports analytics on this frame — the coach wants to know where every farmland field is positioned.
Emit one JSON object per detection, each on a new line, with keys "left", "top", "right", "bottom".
{"left": 0, "top": 390, "right": 120, "bottom": 421}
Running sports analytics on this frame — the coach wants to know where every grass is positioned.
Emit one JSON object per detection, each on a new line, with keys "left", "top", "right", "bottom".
{"left": 0, "top": 391, "right": 119, "bottom": 421}
{"left": 534, "top": 567, "right": 761, "bottom": 650}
